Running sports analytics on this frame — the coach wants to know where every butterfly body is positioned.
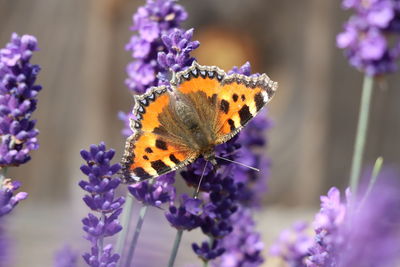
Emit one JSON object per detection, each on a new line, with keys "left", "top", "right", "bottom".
{"left": 122, "top": 62, "right": 277, "bottom": 184}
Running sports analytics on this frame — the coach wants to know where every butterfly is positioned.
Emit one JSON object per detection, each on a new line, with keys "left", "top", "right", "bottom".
{"left": 121, "top": 61, "right": 278, "bottom": 183}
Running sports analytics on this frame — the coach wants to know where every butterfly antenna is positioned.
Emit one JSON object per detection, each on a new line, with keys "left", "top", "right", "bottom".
{"left": 214, "top": 155, "right": 260, "bottom": 172}
{"left": 194, "top": 161, "right": 209, "bottom": 199}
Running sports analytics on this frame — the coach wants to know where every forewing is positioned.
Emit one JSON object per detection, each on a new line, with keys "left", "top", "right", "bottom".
{"left": 215, "top": 73, "right": 277, "bottom": 144}
{"left": 121, "top": 86, "right": 198, "bottom": 183}
{"left": 173, "top": 62, "right": 278, "bottom": 145}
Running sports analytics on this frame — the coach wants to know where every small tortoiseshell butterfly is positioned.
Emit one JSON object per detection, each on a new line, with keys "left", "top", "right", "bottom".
{"left": 122, "top": 61, "right": 278, "bottom": 183}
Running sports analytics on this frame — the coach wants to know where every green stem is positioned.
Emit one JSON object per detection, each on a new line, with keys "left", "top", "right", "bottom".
{"left": 116, "top": 194, "right": 134, "bottom": 265}
{"left": 0, "top": 167, "right": 8, "bottom": 189}
{"left": 359, "top": 156, "right": 383, "bottom": 209}
{"left": 124, "top": 204, "right": 148, "bottom": 267}
{"left": 167, "top": 229, "right": 183, "bottom": 267}
{"left": 349, "top": 75, "right": 374, "bottom": 195}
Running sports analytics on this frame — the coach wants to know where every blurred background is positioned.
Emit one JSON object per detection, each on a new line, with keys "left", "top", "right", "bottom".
{"left": 1, "top": 0, "right": 400, "bottom": 266}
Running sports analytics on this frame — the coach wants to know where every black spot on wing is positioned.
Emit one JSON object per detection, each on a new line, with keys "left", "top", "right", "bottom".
{"left": 228, "top": 119, "right": 236, "bottom": 131}
{"left": 169, "top": 154, "right": 180, "bottom": 164}
{"left": 151, "top": 160, "right": 170, "bottom": 175}
{"left": 220, "top": 100, "right": 230, "bottom": 114}
{"left": 232, "top": 94, "right": 238, "bottom": 102}
{"left": 238, "top": 105, "right": 253, "bottom": 126}
{"left": 143, "top": 155, "right": 149, "bottom": 160}
{"left": 155, "top": 139, "right": 168, "bottom": 150}
{"left": 241, "top": 94, "right": 246, "bottom": 101}
{"left": 254, "top": 92, "right": 265, "bottom": 112}
{"left": 133, "top": 167, "right": 151, "bottom": 179}
{"left": 145, "top": 147, "right": 153, "bottom": 153}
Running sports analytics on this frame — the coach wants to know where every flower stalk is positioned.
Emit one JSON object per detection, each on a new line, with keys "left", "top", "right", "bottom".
{"left": 349, "top": 75, "right": 374, "bottom": 195}
{"left": 123, "top": 204, "right": 148, "bottom": 267}
{"left": 167, "top": 229, "right": 183, "bottom": 267}
{"left": 359, "top": 156, "right": 383, "bottom": 209}
{"left": 0, "top": 168, "right": 7, "bottom": 188}
{"left": 115, "top": 195, "right": 134, "bottom": 262}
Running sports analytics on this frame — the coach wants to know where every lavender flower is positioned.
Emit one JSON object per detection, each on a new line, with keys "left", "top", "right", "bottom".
{"left": 54, "top": 246, "right": 78, "bottom": 267}
{"left": 79, "top": 143, "right": 125, "bottom": 266}
{"left": 125, "top": 0, "right": 188, "bottom": 94}
{"left": 157, "top": 28, "right": 200, "bottom": 73}
{"left": 270, "top": 221, "right": 313, "bottom": 267}
{"left": 165, "top": 194, "right": 202, "bottom": 230}
{"left": 0, "top": 33, "right": 41, "bottom": 166}
{"left": 214, "top": 207, "right": 266, "bottom": 267}
{"left": 128, "top": 172, "right": 176, "bottom": 207}
{"left": 332, "top": 170, "right": 400, "bottom": 267}
{"left": 192, "top": 240, "right": 225, "bottom": 262}
{"left": 307, "top": 187, "right": 349, "bottom": 266}
{"left": 273, "top": 169, "right": 400, "bottom": 267}
{"left": 337, "top": 0, "right": 400, "bottom": 75}
{"left": 166, "top": 165, "right": 241, "bottom": 260}
{"left": 0, "top": 179, "right": 28, "bottom": 217}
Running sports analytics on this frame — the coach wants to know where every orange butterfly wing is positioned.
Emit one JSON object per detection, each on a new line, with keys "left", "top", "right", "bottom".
{"left": 122, "top": 86, "right": 198, "bottom": 183}
{"left": 173, "top": 62, "right": 277, "bottom": 145}
{"left": 122, "top": 62, "right": 277, "bottom": 183}
{"left": 214, "top": 73, "right": 277, "bottom": 144}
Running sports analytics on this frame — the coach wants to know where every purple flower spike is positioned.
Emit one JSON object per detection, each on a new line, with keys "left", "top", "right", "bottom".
{"left": 128, "top": 172, "right": 176, "bottom": 207}
{"left": 270, "top": 221, "right": 313, "bottom": 267}
{"left": 165, "top": 194, "right": 202, "bottom": 230}
{"left": 214, "top": 207, "right": 266, "bottom": 267}
{"left": 269, "top": 168, "right": 400, "bottom": 267}
{"left": 0, "top": 33, "right": 42, "bottom": 166}
{"left": 157, "top": 28, "right": 200, "bottom": 73}
{"left": 125, "top": 0, "right": 191, "bottom": 94}
{"left": 80, "top": 142, "right": 125, "bottom": 266}
{"left": 337, "top": 0, "right": 400, "bottom": 75}
{"left": 192, "top": 240, "right": 225, "bottom": 261}
{"left": 0, "top": 178, "right": 28, "bottom": 217}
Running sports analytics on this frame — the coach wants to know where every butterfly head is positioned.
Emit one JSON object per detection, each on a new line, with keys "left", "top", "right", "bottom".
{"left": 202, "top": 148, "right": 217, "bottom": 166}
